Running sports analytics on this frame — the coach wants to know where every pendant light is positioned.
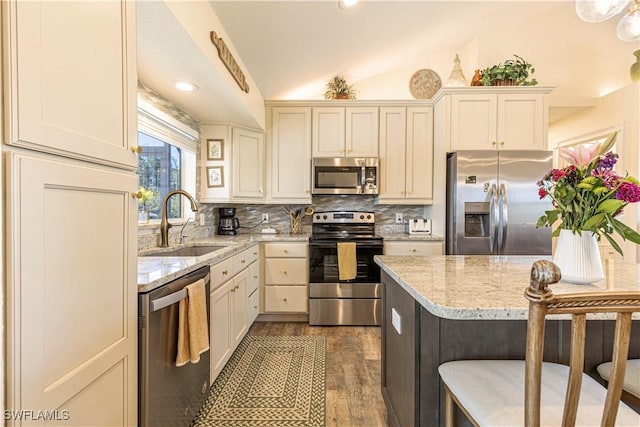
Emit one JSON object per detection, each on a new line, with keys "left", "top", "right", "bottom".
{"left": 576, "top": 0, "right": 640, "bottom": 41}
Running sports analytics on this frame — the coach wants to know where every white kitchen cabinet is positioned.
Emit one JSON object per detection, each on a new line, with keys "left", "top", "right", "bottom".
{"left": 268, "top": 107, "right": 312, "bottom": 203}
{"left": 247, "top": 261, "right": 260, "bottom": 325}
{"left": 209, "top": 247, "right": 257, "bottom": 382}
{"left": 232, "top": 127, "right": 265, "bottom": 199}
{"left": 3, "top": 0, "right": 138, "bottom": 170}
{"left": 384, "top": 241, "right": 444, "bottom": 255}
{"left": 312, "top": 106, "right": 378, "bottom": 157}
{"left": 378, "top": 106, "right": 434, "bottom": 204}
{"left": 447, "top": 89, "right": 550, "bottom": 151}
{"left": 262, "top": 242, "right": 308, "bottom": 314}
{"left": 5, "top": 152, "right": 138, "bottom": 426}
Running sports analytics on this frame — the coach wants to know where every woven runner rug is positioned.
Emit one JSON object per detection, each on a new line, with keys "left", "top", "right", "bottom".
{"left": 193, "top": 335, "right": 326, "bottom": 427}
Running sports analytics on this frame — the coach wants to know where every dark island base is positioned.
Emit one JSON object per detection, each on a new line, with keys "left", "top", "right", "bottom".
{"left": 381, "top": 271, "right": 640, "bottom": 427}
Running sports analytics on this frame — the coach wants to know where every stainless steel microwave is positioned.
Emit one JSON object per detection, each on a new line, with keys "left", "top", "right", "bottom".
{"left": 311, "top": 157, "right": 379, "bottom": 195}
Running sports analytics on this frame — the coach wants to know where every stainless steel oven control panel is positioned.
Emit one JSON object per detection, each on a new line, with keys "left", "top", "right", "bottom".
{"left": 312, "top": 211, "right": 375, "bottom": 224}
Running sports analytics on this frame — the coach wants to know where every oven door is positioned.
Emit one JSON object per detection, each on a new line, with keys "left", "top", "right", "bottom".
{"left": 308, "top": 240, "right": 383, "bottom": 283}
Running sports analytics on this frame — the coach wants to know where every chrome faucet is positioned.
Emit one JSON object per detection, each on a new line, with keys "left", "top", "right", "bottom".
{"left": 160, "top": 190, "right": 198, "bottom": 247}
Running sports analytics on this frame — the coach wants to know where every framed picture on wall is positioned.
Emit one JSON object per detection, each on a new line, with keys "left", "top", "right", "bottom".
{"left": 207, "top": 138, "right": 224, "bottom": 160}
{"left": 207, "top": 166, "right": 224, "bottom": 188}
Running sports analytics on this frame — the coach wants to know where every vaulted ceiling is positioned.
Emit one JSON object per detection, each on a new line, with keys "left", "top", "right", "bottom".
{"left": 137, "top": 1, "right": 640, "bottom": 128}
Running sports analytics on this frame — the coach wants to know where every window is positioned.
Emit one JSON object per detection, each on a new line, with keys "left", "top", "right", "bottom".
{"left": 137, "top": 97, "right": 197, "bottom": 221}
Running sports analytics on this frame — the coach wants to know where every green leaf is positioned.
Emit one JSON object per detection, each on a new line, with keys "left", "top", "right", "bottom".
{"left": 582, "top": 213, "right": 605, "bottom": 230}
{"left": 605, "top": 212, "right": 626, "bottom": 238}
{"left": 597, "top": 199, "right": 624, "bottom": 214}
{"left": 602, "top": 232, "right": 624, "bottom": 257}
{"left": 611, "top": 218, "right": 640, "bottom": 244}
{"left": 598, "top": 131, "right": 617, "bottom": 155}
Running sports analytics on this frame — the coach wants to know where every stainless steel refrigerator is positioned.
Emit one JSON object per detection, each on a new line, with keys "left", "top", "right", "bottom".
{"left": 446, "top": 150, "right": 553, "bottom": 255}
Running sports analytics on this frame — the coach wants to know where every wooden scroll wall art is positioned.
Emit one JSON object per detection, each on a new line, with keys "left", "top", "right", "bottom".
{"left": 210, "top": 31, "right": 250, "bottom": 93}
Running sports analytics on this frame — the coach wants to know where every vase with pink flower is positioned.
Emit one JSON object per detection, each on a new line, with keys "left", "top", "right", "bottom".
{"left": 537, "top": 132, "right": 640, "bottom": 284}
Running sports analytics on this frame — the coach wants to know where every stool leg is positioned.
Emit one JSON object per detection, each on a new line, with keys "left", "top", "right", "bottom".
{"left": 445, "top": 386, "right": 455, "bottom": 427}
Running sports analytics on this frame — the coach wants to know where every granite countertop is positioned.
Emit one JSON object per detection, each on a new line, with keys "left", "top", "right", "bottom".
{"left": 379, "top": 233, "right": 444, "bottom": 241}
{"left": 374, "top": 255, "right": 640, "bottom": 321}
{"left": 138, "top": 233, "right": 309, "bottom": 293}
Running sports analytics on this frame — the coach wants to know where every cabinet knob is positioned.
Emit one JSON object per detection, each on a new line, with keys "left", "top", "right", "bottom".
{"left": 131, "top": 146, "right": 143, "bottom": 154}
{"left": 222, "top": 270, "right": 228, "bottom": 275}
{"left": 283, "top": 249, "right": 289, "bottom": 253}
{"left": 492, "top": 141, "right": 497, "bottom": 145}
{"left": 241, "top": 259, "right": 246, "bottom": 264}
{"left": 282, "top": 270, "right": 288, "bottom": 275}
{"left": 230, "top": 287, "right": 235, "bottom": 293}
{"left": 253, "top": 276, "right": 258, "bottom": 279}
{"left": 254, "top": 305, "right": 258, "bottom": 309}
{"left": 412, "top": 249, "right": 417, "bottom": 252}
{"left": 132, "top": 191, "right": 143, "bottom": 199}
{"left": 253, "top": 252, "right": 258, "bottom": 255}
{"left": 500, "top": 141, "right": 505, "bottom": 146}
{"left": 283, "top": 298, "right": 287, "bottom": 302}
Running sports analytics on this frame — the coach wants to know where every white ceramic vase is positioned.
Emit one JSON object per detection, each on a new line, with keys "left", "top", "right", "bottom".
{"left": 552, "top": 229, "right": 604, "bottom": 284}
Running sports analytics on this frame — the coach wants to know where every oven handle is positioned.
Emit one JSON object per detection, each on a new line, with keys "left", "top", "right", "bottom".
{"left": 309, "top": 242, "right": 384, "bottom": 249}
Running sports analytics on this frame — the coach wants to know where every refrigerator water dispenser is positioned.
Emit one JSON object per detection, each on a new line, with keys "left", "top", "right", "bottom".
{"left": 464, "top": 202, "right": 490, "bottom": 237}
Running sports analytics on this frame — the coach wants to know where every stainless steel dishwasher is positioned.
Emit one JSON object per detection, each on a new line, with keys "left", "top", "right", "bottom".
{"left": 138, "top": 266, "right": 210, "bottom": 426}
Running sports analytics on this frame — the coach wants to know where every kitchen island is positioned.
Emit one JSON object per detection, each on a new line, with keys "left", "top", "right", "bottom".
{"left": 374, "top": 255, "right": 640, "bottom": 427}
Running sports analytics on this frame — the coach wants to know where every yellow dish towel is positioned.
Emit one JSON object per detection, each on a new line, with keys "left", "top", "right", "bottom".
{"left": 176, "top": 279, "right": 209, "bottom": 367}
{"left": 337, "top": 241, "right": 357, "bottom": 281}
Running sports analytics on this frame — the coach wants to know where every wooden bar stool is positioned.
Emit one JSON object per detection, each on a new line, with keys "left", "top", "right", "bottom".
{"left": 438, "top": 259, "right": 640, "bottom": 427}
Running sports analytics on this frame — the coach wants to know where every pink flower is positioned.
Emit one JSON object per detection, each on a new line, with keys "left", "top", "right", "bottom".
{"left": 551, "top": 169, "right": 567, "bottom": 181}
{"left": 559, "top": 143, "right": 600, "bottom": 168}
{"left": 616, "top": 182, "right": 640, "bottom": 203}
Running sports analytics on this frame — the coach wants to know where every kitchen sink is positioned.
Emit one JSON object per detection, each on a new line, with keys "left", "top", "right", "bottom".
{"left": 140, "top": 245, "right": 227, "bottom": 257}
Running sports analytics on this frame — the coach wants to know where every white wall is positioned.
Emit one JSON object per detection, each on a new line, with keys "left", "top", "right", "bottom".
{"left": 549, "top": 83, "right": 640, "bottom": 261}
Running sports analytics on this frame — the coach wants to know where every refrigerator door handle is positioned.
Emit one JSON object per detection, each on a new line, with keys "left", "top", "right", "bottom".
{"left": 498, "top": 183, "right": 508, "bottom": 254}
{"left": 489, "top": 183, "right": 498, "bottom": 254}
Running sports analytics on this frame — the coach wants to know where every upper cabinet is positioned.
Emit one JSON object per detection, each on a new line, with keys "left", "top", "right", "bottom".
{"left": 267, "top": 107, "right": 312, "bottom": 203}
{"left": 378, "top": 106, "right": 434, "bottom": 204}
{"left": 200, "top": 124, "right": 265, "bottom": 203}
{"left": 3, "top": 1, "right": 138, "bottom": 170}
{"left": 437, "top": 87, "right": 553, "bottom": 151}
{"left": 312, "top": 106, "right": 378, "bottom": 157}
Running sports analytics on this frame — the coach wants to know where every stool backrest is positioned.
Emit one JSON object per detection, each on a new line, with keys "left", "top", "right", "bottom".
{"left": 525, "top": 260, "right": 640, "bottom": 427}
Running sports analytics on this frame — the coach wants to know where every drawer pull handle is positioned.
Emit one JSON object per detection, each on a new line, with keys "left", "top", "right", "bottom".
{"left": 241, "top": 259, "right": 246, "bottom": 264}
{"left": 253, "top": 252, "right": 258, "bottom": 255}
{"left": 283, "top": 249, "right": 289, "bottom": 253}
{"left": 412, "top": 249, "right": 417, "bottom": 252}
{"left": 254, "top": 276, "right": 258, "bottom": 279}
{"left": 222, "top": 270, "right": 228, "bottom": 275}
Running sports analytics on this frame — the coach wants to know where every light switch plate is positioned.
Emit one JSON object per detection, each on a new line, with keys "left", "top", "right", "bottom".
{"left": 392, "top": 308, "right": 402, "bottom": 334}
{"left": 199, "top": 213, "right": 205, "bottom": 226}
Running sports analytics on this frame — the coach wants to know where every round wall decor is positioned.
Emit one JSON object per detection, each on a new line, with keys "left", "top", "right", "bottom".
{"left": 409, "top": 69, "right": 442, "bottom": 99}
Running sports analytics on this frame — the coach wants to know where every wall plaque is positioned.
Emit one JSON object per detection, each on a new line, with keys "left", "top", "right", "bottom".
{"left": 210, "top": 31, "right": 250, "bottom": 93}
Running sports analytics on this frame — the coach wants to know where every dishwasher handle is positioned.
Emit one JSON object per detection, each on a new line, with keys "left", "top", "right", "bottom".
{"left": 150, "top": 272, "right": 210, "bottom": 313}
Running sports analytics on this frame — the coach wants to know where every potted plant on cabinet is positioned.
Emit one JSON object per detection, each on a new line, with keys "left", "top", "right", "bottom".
{"left": 324, "top": 75, "right": 357, "bottom": 100}
{"left": 479, "top": 54, "right": 538, "bottom": 86}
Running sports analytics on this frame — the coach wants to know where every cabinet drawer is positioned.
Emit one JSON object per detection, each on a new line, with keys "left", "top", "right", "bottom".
{"left": 247, "top": 261, "right": 259, "bottom": 295}
{"left": 384, "top": 241, "right": 444, "bottom": 256}
{"left": 234, "top": 246, "right": 259, "bottom": 273}
{"left": 264, "top": 286, "right": 307, "bottom": 313}
{"left": 210, "top": 257, "right": 234, "bottom": 290}
{"left": 248, "top": 289, "right": 259, "bottom": 323}
{"left": 263, "top": 242, "right": 307, "bottom": 258}
{"left": 264, "top": 258, "right": 307, "bottom": 284}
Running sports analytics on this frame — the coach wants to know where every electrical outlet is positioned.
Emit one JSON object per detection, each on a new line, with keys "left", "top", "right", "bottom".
{"left": 262, "top": 213, "right": 269, "bottom": 223}
{"left": 199, "top": 213, "right": 206, "bottom": 226}
{"left": 395, "top": 213, "right": 403, "bottom": 223}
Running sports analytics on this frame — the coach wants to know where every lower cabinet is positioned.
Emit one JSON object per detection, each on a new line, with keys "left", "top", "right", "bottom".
{"left": 384, "top": 240, "right": 444, "bottom": 255}
{"left": 262, "top": 242, "right": 308, "bottom": 314}
{"left": 209, "top": 246, "right": 258, "bottom": 383}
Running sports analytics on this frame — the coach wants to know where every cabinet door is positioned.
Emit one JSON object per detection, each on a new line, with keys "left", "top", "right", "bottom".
{"left": 210, "top": 280, "right": 233, "bottom": 382}
{"left": 312, "top": 107, "right": 345, "bottom": 157}
{"left": 270, "top": 107, "right": 312, "bottom": 202}
{"left": 231, "top": 270, "right": 248, "bottom": 347}
{"left": 378, "top": 107, "right": 407, "bottom": 201}
{"left": 232, "top": 127, "right": 265, "bottom": 199}
{"left": 497, "top": 93, "right": 546, "bottom": 150}
{"left": 4, "top": 1, "right": 138, "bottom": 169}
{"left": 406, "top": 107, "right": 434, "bottom": 203}
{"left": 6, "top": 152, "right": 137, "bottom": 425}
{"left": 346, "top": 107, "right": 379, "bottom": 157}
{"left": 450, "top": 94, "right": 498, "bottom": 150}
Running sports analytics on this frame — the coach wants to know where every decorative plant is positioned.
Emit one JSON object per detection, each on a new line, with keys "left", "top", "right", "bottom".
{"left": 479, "top": 54, "right": 538, "bottom": 86}
{"left": 536, "top": 132, "right": 640, "bottom": 256}
{"left": 324, "top": 75, "right": 357, "bottom": 100}
{"left": 138, "top": 186, "right": 155, "bottom": 211}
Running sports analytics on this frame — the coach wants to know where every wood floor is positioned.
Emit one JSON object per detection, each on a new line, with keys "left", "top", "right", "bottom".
{"left": 248, "top": 322, "right": 388, "bottom": 427}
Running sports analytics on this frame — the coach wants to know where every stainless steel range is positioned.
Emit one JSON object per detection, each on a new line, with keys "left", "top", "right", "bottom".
{"left": 308, "top": 211, "right": 383, "bottom": 326}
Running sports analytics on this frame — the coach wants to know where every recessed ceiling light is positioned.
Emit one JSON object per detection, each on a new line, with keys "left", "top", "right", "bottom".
{"left": 174, "top": 81, "right": 199, "bottom": 92}
{"left": 339, "top": 0, "right": 359, "bottom": 9}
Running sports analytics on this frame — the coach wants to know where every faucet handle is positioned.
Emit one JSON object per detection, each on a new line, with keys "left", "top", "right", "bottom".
{"left": 179, "top": 235, "right": 188, "bottom": 244}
